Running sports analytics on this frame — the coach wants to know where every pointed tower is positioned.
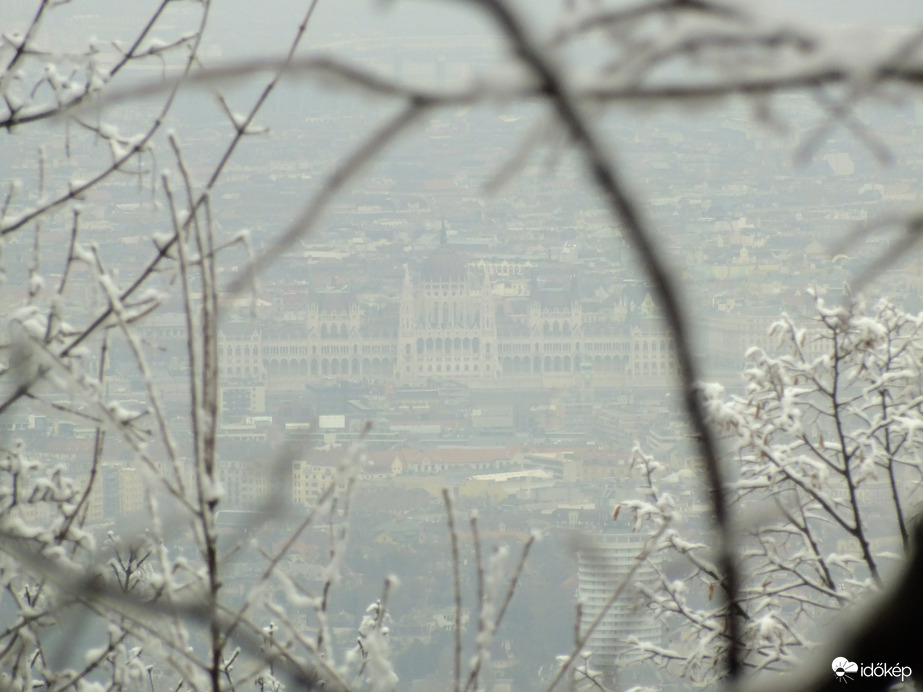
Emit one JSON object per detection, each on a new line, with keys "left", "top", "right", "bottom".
{"left": 570, "top": 272, "right": 583, "bottom": 335}
{"left": 398, "top": 264, "right": 416, "bottom": 381}
{"left": 400, "top": 264, "right": 415, "bottom": 332}
{"left": 478, "top": 265, "right": 499, "bottom": 378}
{"left": 529, "top": 272, "right": 542, "bottom": 335}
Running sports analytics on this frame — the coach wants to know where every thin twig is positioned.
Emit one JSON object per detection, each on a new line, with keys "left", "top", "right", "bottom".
{"left": 443, "top": 489, "right": 463, "bottom": 692}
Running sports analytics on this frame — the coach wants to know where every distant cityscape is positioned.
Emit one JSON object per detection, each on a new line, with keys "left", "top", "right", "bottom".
{"left": 3, "top": 24, "right": 923, "bottom": 686}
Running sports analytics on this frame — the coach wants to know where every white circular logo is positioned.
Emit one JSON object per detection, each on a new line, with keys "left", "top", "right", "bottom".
{"left": 832, "top": 657, "right": 858, "bottom": 683}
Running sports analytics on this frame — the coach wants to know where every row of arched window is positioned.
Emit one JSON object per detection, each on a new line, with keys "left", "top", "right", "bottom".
{"left": 319, "top": 323, "right": 350, "bottom": 338}
{"left": 414, "top": 336, "right": 481, "bottom": 354}
{"left": 633, "top": 340, "right": 672, "bottom": 352}
{"left": 420, "top": 302, "right": 481, "bottom": 328}
{"left": 224, "top": 345, "right": 257, "bottom": 358}
{"left": 500, "top": 354, "right": 628, "bottom": 373}
{"left": 263, "top": 358, "right": 395, "bottom": 377}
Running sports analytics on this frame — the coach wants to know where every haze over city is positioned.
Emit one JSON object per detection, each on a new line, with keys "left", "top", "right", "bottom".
{"left": 2, "top": 1, "right": 923, "bottom": 690}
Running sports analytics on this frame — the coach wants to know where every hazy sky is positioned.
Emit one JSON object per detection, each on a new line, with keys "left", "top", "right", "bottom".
{"left": 6, "top": 0, "right": 921, "bottom": 56}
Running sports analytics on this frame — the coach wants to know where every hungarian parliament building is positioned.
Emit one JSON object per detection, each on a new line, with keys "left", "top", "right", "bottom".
{"left": 217, "top": 243, "right": 679, "bottom": 400}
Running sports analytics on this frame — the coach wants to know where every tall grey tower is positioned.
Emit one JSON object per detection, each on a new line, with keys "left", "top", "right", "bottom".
{"left": 576, "top": 530, "right": 663, "bottom": 674}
